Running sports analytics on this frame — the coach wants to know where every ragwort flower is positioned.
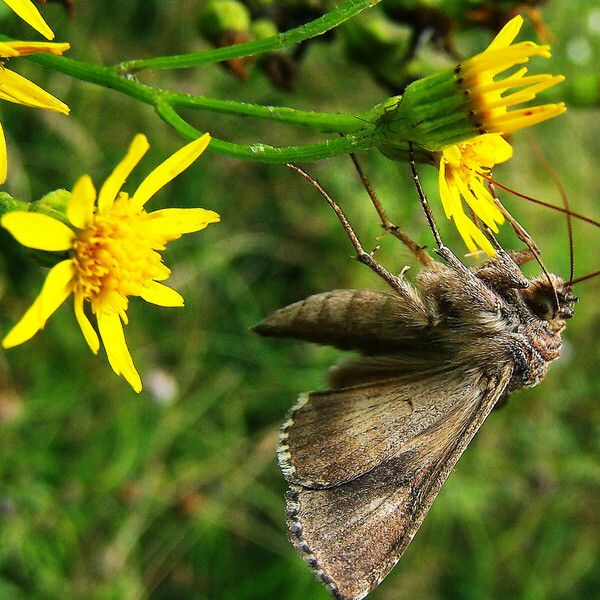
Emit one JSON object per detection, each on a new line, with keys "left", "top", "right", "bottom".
{"left": 438, "top": 134, "right": 512, "bottom": 257}
{"left": 432, "top": 15, "right": 567, "bottom": 257}
{"left": 0, "top": 40, "right": 70, "bottom": 183}
{"left": 381, "top": 15, "right": 565, "bottom": 151}
{"left": 2, "top": 0, "right": 55, "bottom": 39}
{"left": 1, "top": 133, "right": 220, "bottom": 392}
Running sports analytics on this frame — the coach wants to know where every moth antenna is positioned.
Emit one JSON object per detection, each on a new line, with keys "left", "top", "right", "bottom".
{"left": 571, "top": 269, "right": 600, "bottom": 285}
{"left": 348, "top": 152, "right": 433, "bottom": 266}
{"left": 526, "top": 132, "right": 575, "bottom": 284}
{"left": 286, "top": 162, "right": 408, "bottom": 295}
{"left": 479, "top": 174, "right": 600, "bottom": 230}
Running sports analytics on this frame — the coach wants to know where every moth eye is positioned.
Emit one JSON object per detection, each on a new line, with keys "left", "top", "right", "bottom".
{"left": 525, "top": 293, "right": 556, "bottom": 321}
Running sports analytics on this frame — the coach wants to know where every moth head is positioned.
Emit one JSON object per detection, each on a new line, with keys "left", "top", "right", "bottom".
{"left": 520, "top": 275, "right": 577, "bottom": 322}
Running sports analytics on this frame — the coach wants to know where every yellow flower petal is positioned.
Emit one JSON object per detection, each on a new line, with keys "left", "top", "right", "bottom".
{"left": 0, "top": 121, "right": 7, "bottom": 184}
{"left": 486, "top": 15, "right": 523, "bottom": 52}
{"left": 154, "top": 264, "right": 172, "bottom": 281}
{"left": 0, "top": 41, "right": 70, "bottom": 57}
{"left": 0, "top": 67, "right": 69, "bottom": 113}
{"left": 2, "top": 211, "right": 75, "bottom": 250}
{"left": 0, "top": 42, "right": 20, "bottom": 57}
{"left": 68, "top": 175, "right": 97, "bottom": 229}
{"left": 148, "top": 207, "right": 220, "bottom": 239}
{"left": 74, "top": 293, "right": 99, "bottom": 354}
{"left": 480, "top": 134, "right": 513, "bottom": 164}
{"left": 455, "top": 177, "right": 500, "bottom": 232}
{"left": 131, "top": 134, "right": 211, "bottom": 209}
{"left": 454, "top": 214, "right": 496, "bottom": 257}
{"left": 2, "top": 259, "right": 74, "bottom": 348}
{"left": 2, "top": 0, "right": 55, "bottom": 40}
{"left": 438, "top": 160, "right": 454, "bottom": 218}
{"left": 97, "top": 134, "right": 149, "bottom": 213}
{"left": 97, "top": 311, "right": 142, "bottom": 393}
{"left": 139, "top": 281, "right": 184, "bottom": 307}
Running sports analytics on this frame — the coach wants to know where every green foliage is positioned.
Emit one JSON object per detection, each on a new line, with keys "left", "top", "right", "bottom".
{"left": 0, "top": 1, "right": 599, "bottom": 599}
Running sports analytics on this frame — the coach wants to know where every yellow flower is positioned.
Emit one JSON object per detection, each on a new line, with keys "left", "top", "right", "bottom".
{"left": 1, "top": 133, "right": 220, "bottom": 392}
{"left": 2, "top": 0, "right": 55, "bottom": 39}
{"left": 0, "top": 40, "right": 70, "bottom": 183}
{"left": 438, "top": 133, "right": 512, "bottom": 257}
{"left": 459, "top": 15, "right": 565, "bottom": 135}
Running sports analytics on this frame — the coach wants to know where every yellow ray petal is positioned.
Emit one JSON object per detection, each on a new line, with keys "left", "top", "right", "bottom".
{"left": 486, "top": 16, "right": 523, "bottom": 52}
{"left": 0, "top": 67, "right": 69, "bottom": 113}
{"left": 68, "top": 175, "right": 97, "bottom": 229}
{"left": 2, "top": 259, "right": 74, "bottom": 348}
{"left": 97, "top": 311, "right": 142, "bottom": 393}
{"left": 0, "top": 121, "right": 7, "bottom": 184}
{"left": 74, "top": 293, "right": 99, "bottom": 354}
{"left": 148, "top": 207, "right": 220, "bottom": 239}
{"left": 0, "top": 41, "right": 70, "bottom": 57}
{"left": 455, "top": 176, "right": 502, "bottom": 232}
{"left": 2, "top": 0, "right": 55, "bottom": 40}
{"left": 154, "top": 264, "right": 172, "bottom": 282}
{"left": 454, "top": 214, "right": 496, "bottom": 257}
{"left": 480, "top": 134, "right": 513, "bottom": 164}
{"left": 131, "top": 133, "right": 211, "bottom": 209}
{"left": 438, "top": 160, "right": 455, "bottom": 218}
{"left": 139, "top": 280, "right": 184, "bottom": 307}
{"left": 0, "top": 42, "right": 20, "bottom": 57}
{"left": 97, "top": 134, "right": 149, "bottom": 213}
{"left": 2, "top": 211, "right": 75, "bottom": 250}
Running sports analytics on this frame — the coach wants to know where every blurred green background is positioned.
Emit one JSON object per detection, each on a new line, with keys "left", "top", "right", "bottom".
{"left": 0, "top": 1, "right": 599, "bottom": 599}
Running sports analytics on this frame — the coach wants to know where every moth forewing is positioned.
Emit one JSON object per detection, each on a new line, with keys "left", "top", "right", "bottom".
{"left": 277, "top": 368, "right": 506, "bottom": 489}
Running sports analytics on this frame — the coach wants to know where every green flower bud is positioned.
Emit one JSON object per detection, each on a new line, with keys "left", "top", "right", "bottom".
{"left": 251, "top": 18, "right": 279, "bottom": 40}
{"left": 198, "top": 0, "right": 251, "bottom": 43}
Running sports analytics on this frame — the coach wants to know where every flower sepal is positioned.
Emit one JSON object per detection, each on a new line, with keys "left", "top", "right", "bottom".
{"left": 375, "top": 69, "right": 479, "bottom": 152}
{"left": 32, "top": 188, "right": 72, "bottom": 223}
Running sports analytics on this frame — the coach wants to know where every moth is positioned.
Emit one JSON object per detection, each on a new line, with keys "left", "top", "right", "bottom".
{"left": 253, "top": 164, "right": 577, "bottom": 600}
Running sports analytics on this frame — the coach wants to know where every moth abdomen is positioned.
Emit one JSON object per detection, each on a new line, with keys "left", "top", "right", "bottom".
{"left": 253, "top": 288, "right": 429, "bottom": 352}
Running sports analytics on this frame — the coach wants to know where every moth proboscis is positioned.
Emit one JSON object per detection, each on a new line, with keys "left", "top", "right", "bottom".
{"left": 254, "top": 162, "right": 577, "bottom": 600}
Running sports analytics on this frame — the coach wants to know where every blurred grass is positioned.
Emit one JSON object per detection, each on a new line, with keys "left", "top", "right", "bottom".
{"left": 0, "top": 1, "right": 599, "bottom": 599}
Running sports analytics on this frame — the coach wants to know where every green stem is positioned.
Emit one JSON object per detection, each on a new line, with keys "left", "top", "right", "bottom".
{"left": 29, "top": 53, "right": 368, "bottom": 135}
{"left": 155, "top": 101, "right": 379, "bottom": 162}
{"left": 118, "top": 0, "right": 382, "bottom": 73}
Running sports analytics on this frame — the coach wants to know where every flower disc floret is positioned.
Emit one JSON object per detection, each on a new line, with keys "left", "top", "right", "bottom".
{"left": 73, "top": 196, "right": 167, "bottom": 310}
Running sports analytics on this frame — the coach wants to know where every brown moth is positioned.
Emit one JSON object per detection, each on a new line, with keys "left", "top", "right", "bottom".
{"left": 253, "top": 160, "right": 577, "bottom": 599}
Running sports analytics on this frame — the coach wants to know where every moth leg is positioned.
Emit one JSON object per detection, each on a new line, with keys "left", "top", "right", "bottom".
{"left": 287, "top": 163, "right": 410, "bottom": 297}
{"left": 349, "top": 152, "right": 434, "bottom": 267}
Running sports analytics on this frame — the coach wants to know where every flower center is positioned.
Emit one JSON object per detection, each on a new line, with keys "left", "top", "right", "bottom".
{"left": 72, "top": 195, "right": 166, "bottom": 312}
